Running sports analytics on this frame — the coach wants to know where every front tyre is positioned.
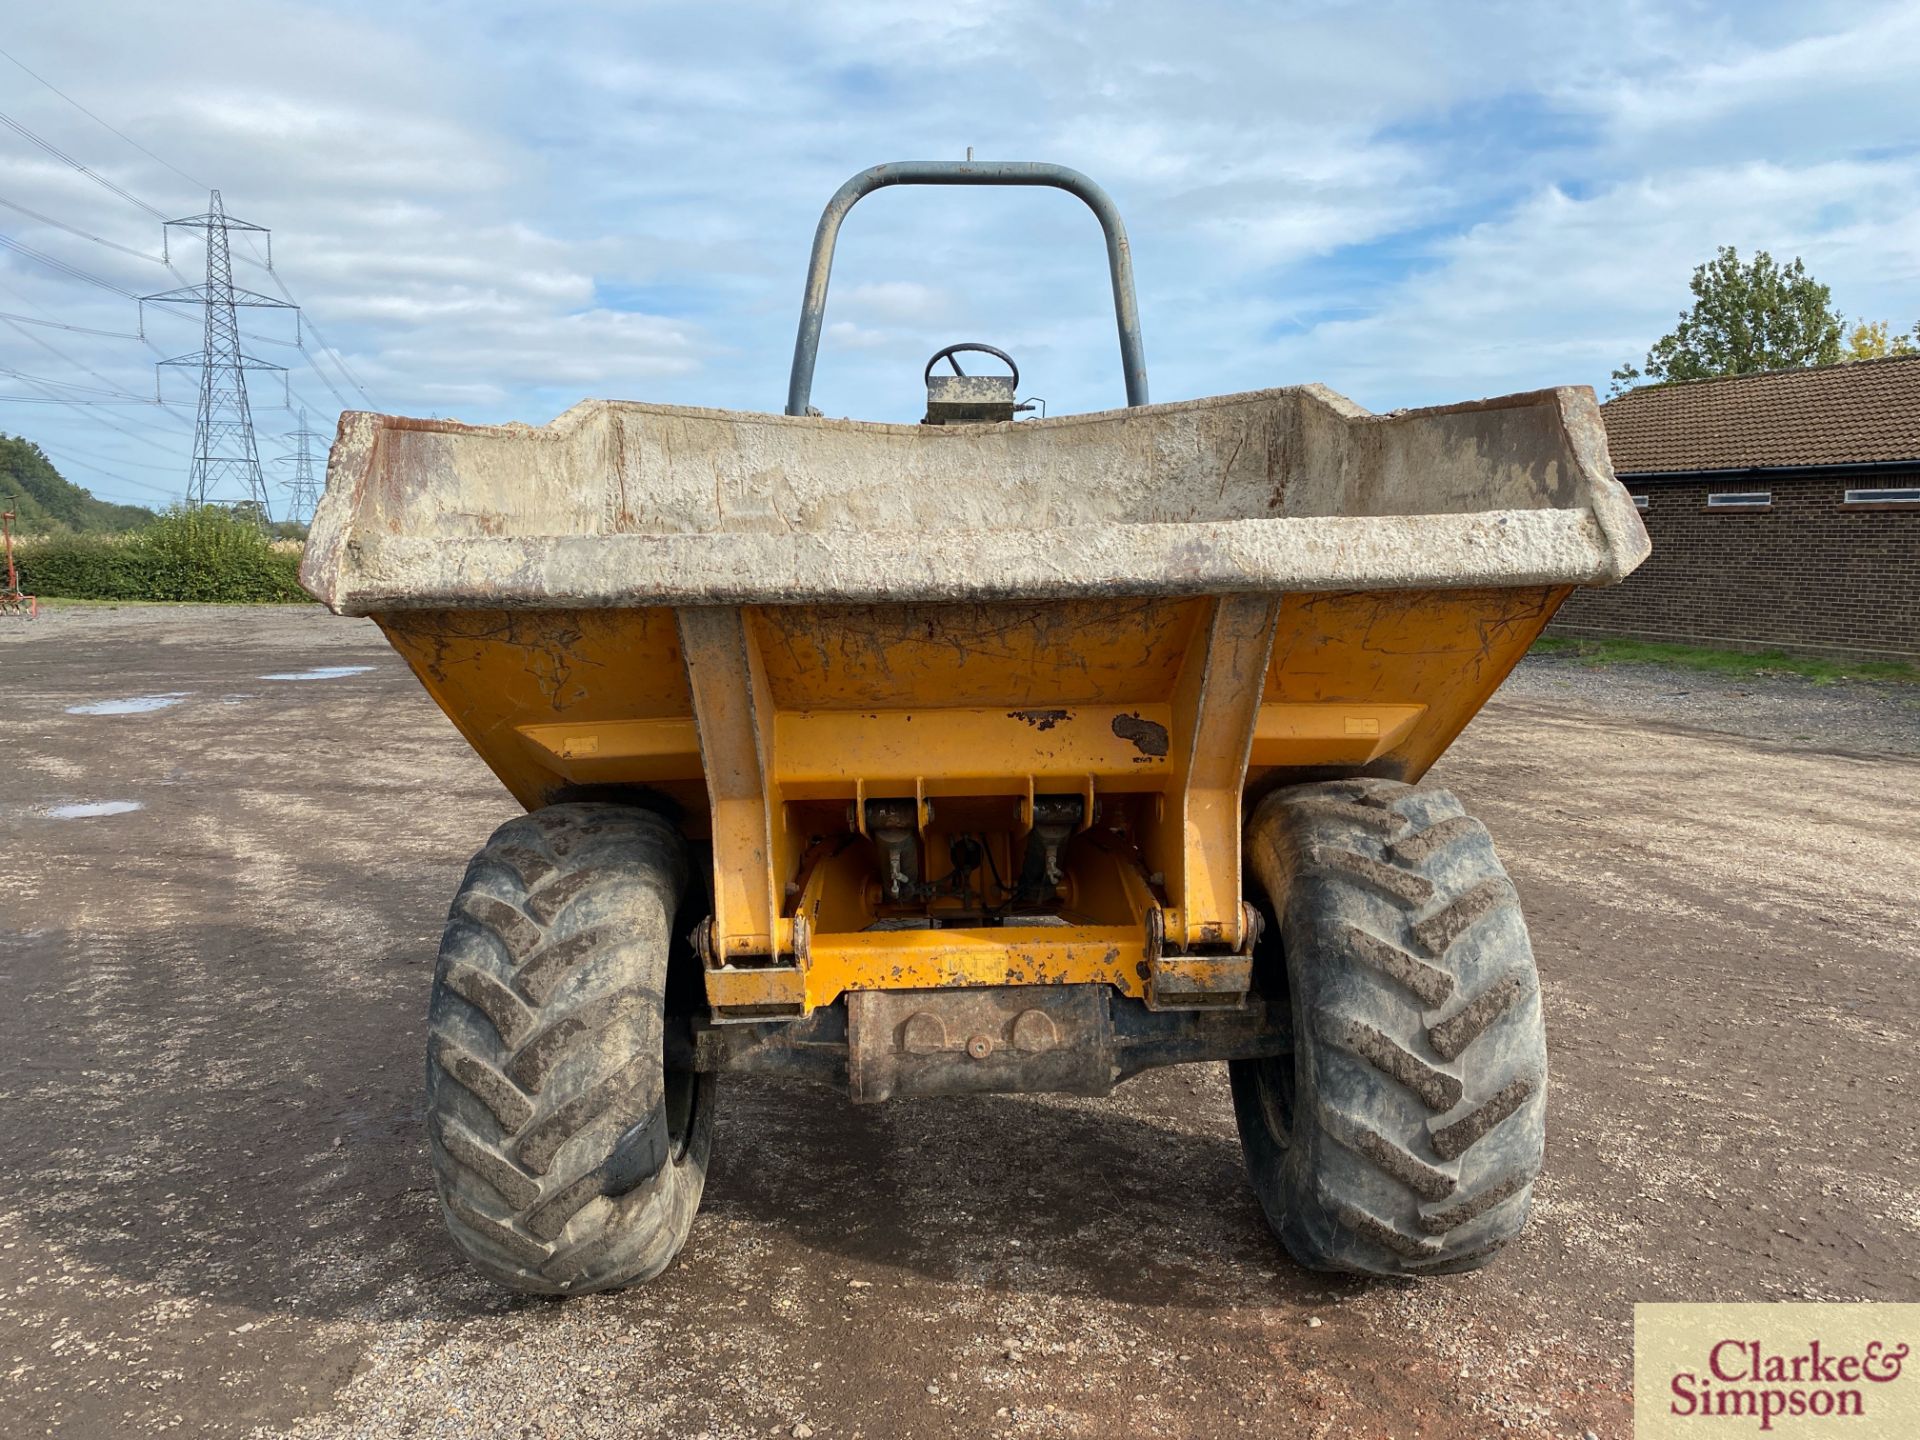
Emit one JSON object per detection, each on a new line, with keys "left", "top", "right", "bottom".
{"left": 1232, "top": 780, "right": 1547, "bottom": 1276}
{"left": 424, "top": 803, "right": 713, "bottom": 1294}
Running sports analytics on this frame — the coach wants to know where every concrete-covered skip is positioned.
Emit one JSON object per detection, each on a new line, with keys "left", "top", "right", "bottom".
{"left": 302, "top": 378, "right": 1646, "bottom": 1022}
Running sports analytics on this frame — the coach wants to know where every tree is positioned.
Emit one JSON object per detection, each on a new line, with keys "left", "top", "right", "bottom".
{"left": 1611, "top": 247, "right": 1843, "bottom": 395}
{"left": 1839, "top": 319, "right": 1920, "bottom": 362}
{"left": 0, "top": 433, "right": 155, "bottom": 533}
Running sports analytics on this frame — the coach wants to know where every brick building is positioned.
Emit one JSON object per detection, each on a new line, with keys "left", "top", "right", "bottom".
{"left": 1552, "top": 354, "right": 1920, "bottom": 660}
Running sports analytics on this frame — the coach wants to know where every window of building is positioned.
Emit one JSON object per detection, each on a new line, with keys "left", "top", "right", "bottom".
{"left": 1841, "top": 486, "right": 1920, "bottom": 507}
{"left": 1706, "top": 491, "right": 1771, "bottom": 509}
{"left": 1632, "top": 494, "right": 1650, "bottom": 510}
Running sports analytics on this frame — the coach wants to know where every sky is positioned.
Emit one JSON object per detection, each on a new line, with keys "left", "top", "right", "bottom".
{"left": 1, "top": 0, "right": 1918, "bottom": 517}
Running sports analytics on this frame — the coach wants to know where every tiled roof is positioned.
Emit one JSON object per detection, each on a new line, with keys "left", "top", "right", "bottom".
{"left": 1600, "top": 354, "right": 1920, "bottom": 474}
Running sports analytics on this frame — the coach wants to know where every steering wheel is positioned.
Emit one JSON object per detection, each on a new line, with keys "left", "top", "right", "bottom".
{"left": 923, "top": 342, "right": 1019, "bottom": 391}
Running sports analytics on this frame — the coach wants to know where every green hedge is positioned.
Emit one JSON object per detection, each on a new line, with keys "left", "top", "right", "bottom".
{"left": 15, "top": 506, "right": 308, "bottom": 603}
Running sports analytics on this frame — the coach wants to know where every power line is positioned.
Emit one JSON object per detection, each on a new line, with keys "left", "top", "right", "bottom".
{"left": 0, "top": 394, "right": 191, "bottom": 406}
{"left": 0, "top": 109, "right": 170, "bottom": 219}
{"left": 0, "top": 311, "right": 193, "bottom": 425}
{"left": 0, "top": 271, "right": 187, "bottom": 337}
{"left": 239, "top": 247, "right": 380, "bottom": 408}
{"left": 3, "top": 305, "right": 182, "bottom": 397}
{"left": 33, "top": 437, "right": 182, "bottom": 474}
{"left": 0, "top": 231, "right": 140, "bottom": 296}
{"left": 0, "top": 194, "right": 169, "bottom": 264}
{"left": 0, "top": 309, "right": 142, "bottom": 340}
{"left": 0, "top": 381, "right": 189, "bottom": 435}
{"left": 34, "top": 446, "right": 179, "bottom": 499}
{"left": 0, "top": 43, "right": 207, "bottom": 192}
{"left": 280, "top": 384, "right": 332, "bottom": 417}
{"left": 0, "top": 277, "right": 199, "bottom": 460}
{"left": 0, "top": 370, "right": 188, "bottom": 458}
{"left": 0, "top": 265, "right": 188, "bottom": 383}
{"left": 0, "top": 365, "right": 143, "bottom": 399}
{"left": 0, "top": 52, "right": 197, "bottom": 293}
{"left": 292, "top": 338, "right": 353, "bottom": 407}
{"left": 298, "top": 315, "right": 376, "bottom": 407}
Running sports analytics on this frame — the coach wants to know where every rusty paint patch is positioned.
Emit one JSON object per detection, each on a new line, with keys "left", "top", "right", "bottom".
{"left": 1111, "top": 711, "right": 1170, "bottom": 757}
{"left": 1009, "top": 708, "right": 1071, "bottom": 731}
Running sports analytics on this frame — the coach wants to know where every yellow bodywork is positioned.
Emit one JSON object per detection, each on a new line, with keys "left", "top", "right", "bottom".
{"left": 379, "top": 583, "right": 1565, "bottom": 1018}
{"left": 307, "top": 386, "right": 1644, "bottom": 1022}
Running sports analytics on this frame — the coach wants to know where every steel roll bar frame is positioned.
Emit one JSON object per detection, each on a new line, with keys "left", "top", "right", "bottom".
{"left": 785, "top": 160, "right": 1149, "bottom": 417}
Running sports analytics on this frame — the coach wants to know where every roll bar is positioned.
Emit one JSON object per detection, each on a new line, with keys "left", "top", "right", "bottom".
{"left": 785, "top": 160, "right": 1148, "bottom": 416}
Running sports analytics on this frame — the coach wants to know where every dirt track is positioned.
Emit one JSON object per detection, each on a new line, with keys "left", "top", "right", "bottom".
{"left": 2, "top": 606, "right": 1916, "bottom": 1439}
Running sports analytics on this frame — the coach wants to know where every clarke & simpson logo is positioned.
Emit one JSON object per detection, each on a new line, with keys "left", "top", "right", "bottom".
{"left": 1669, "top": 1337, "right": 1908, "bottom": 1428}
{"left": 1636, "top": 1305, "right": 1919, "bottom": 1439}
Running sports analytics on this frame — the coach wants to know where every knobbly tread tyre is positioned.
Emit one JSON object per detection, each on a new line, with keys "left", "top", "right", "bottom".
{"left": 1231, "top": 778, "right": 1547, "bottom": 1276}
{"left": 425, "top": 803, "right": 713, "bottom": 1294}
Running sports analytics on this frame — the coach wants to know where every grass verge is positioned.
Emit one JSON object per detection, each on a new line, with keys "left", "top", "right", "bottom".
{"left": 1532, "top": 635, "right": 1920, "bottom": 685}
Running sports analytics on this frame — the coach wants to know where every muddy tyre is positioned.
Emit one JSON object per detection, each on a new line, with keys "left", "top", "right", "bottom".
{"left": 1231, "top": 779, "right": 1546, "bottom": 1276}
{"left": 424, "top": 803, "right": 713, "bottom": 1294}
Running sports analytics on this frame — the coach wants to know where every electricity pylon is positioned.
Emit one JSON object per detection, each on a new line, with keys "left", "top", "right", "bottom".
{"left": 143, "top": 190, "right": 295, "bottom": 518}
{"left": 275, "top": 408, "right": 330, "bottom": 526}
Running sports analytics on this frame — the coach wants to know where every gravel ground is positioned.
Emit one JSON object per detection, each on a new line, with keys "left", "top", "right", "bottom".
{"left": 1506, "top": 650, "right": 1920, "bottom": 756}
{"left": 2, "top": 605, "right": 1915, "bottom": 1440}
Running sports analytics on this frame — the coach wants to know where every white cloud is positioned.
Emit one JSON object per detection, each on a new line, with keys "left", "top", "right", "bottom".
{"left": 838, "top": 281, "right": 951, "bottom": 325}
{"left": 1577, "top": 4, "right": 1920, "bottom": 148}
{"left": 1249, "top": 156, "right": 1920, "bottom": 410}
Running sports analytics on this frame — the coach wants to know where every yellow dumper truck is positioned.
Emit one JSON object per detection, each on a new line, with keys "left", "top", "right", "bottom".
{"left": 303, "top": 162, "right": 1648, "bottom": 1293}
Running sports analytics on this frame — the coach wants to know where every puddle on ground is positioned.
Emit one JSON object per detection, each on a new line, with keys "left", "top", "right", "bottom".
{"left": 259, "top": 665, "right": 375, "bottom": 682}
{"left": 66, "top": 693, "right": 191, "bottom": 716}
{"left": 42, "top": 801, "right": 144, "bottom": 819}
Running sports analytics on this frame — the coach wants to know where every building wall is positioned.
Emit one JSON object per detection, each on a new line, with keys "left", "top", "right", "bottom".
{"left": 1550, "top": 469, "right": 1920, "bottom": 660}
